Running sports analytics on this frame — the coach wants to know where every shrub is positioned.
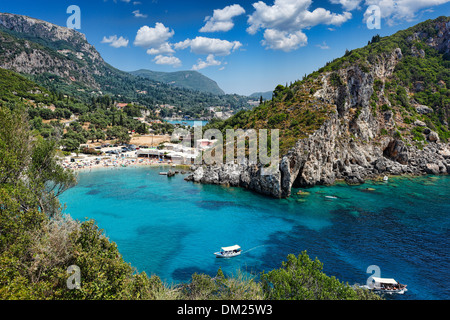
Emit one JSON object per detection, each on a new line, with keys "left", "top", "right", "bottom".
{"left": 268, "top": 113, "right": 287, "bottom": 127}
{"left": 329, "top": 72, "right": 343, "bottom": 87}
{"left": 260, "top": 251, "right": 381, "bottom": 300}
{"left": 381, "top": 104, "right": 390, "bottom": 112}
{"left": 411, "top": 126, "right": 425, "bottom": 141}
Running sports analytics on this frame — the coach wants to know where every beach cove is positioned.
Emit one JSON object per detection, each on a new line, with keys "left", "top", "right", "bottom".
{"left": 59, "top": 167, "right": 450, "bottom": 300}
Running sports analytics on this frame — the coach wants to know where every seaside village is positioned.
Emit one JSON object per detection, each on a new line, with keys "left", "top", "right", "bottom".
{"left": 60, "top": 102, "right": 221, "bottom": 172}
{"left": 61, "top": 132, "right": 217, "bottom": 172}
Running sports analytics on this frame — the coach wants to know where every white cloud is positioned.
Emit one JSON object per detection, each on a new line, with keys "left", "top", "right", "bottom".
{"left": 146, "top": 42, "right": 175, "bottom": 55}
{"left": 153, "top": 55, "right": 181, "bottom": 67}
{"left": 174, "top": 36, "right": 242, "bottom": 56}
{"left": 247, "top": 0, "right": 352, "bottom": 51}
{"left": 262, "top": 29, "right": 307, "bottom": 51}
{"left": 200, "top": 4, "right": 246, "bottom": 32}
{"left": 316, "top": 41, "right": 330, "bottom": 49}
{"left": 363, "top": 0, "right": 449, "bottom": 25}
{"left": 192, "top": 54, "right": 222, "bottom": 70}
{"left": 330, "top": 0, "right": 363, "bottom": 11}
{"left": 133, "top": 9, "right": 148, "bottom": 18}
{"left": 134, "top": 23, "right": 175, "bottom": 48}
{"left": 134, "top": 23, "right": 180, "bottom": 65}
{"left": 101, "top": 35, "right": 129, "bottom": 48}
{"left": 247, "top": 0, "right": 352, "bottom": 34}
{"left": 330, "top": 0, "right": 449, "bottom": 26}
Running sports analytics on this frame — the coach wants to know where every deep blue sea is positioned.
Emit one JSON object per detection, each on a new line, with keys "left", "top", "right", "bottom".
{"left": 59, "top": 167, "right": 450, "bottom": 299}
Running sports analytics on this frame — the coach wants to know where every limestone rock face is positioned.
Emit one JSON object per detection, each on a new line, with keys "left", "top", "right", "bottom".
{"left": 415, "top": 104, "right": 434, "bottom": 115}
{"left": 427, "top": 131, "right": 440, "bottom": 143}
{"left": 0, "top": 13, "right": 107, "bottom": 88}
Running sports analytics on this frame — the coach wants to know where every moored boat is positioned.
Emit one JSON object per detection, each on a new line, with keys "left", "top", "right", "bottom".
{"left": 366, "top": 277, "right": 408, "bottom": 294}
{"left": 214, "top": 245, "right": 242, "bottom": 258}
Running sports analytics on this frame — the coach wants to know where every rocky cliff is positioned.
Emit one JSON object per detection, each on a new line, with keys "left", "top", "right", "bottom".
{"left": 0, "top": 12, "right": 105, "bottom": 88}
{"left": 186, "top": 17, "right": 450, "bottom": 198}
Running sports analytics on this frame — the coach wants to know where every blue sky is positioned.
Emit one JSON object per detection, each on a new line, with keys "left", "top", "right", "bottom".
{"left": 1, "top": 0, "right": 449, "bottom": 95}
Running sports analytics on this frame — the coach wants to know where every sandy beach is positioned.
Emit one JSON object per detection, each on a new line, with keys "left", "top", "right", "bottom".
{"left": 61, "top": 154, "right": 190, "bottom": 173}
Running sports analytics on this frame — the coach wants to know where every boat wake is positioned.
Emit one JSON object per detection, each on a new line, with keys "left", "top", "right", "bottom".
{"left": 242, "top": 245, "right": 267, "bottom": 254}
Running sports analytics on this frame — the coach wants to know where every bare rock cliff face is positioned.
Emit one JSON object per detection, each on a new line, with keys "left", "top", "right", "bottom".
{"left": 186, "top": 46, "right": 450, "bottom": 198}
{"left": 0, "top": 13, "right": 104, "bottom": 87}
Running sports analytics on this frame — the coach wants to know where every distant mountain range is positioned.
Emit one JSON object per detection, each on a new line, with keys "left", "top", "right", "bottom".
{"left": 249, "top": 91, "right": 272, "bottom": 100}
{"left": 0, "top": 12, "right": 249, "bottom": 111}
{"left": 130, "top": 69, "right": 225, "bottom": 96}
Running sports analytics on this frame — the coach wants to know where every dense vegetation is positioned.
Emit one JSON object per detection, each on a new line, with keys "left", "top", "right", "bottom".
{"left": 0, "top": 67, "right": 177, "bottom": 152}
{"left": 204, "top": 81, "right": 333, "bottom": 156}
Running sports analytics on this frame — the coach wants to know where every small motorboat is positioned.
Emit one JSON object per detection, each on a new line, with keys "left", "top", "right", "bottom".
{"left": 383, "top": 175, "right": 389, "bottom": 182}
{"left": 365, "top": 277, "right": 408, "bottom": 294}
{"left": 325, "top": 195, "right": 338, "bottom": 199}
{"left": 214, "top": 245, "right": 242, "bottom": 258}
{"left": 159, "top": 172, "right": 168, "bottom": 175}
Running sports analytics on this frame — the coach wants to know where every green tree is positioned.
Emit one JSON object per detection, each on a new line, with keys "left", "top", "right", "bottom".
{"left": 260, "top": 251, "right": 381, "bottom": 300}
{"left": 136, "top": 123, "right": 148, "bottom": 135}
{"left": 95, "top": 130, "right": 105, "bottom": 142}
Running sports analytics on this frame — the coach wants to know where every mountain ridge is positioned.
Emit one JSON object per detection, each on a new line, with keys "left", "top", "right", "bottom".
{"left": 0, "top": 12, "right": 249, "bottom": 113}
{"left": 130, "top": 69, "right": 225, "bottom": 95}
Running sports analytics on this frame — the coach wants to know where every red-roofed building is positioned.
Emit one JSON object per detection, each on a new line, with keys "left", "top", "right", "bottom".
{"left": 116, "top": 103, "right": 128, "bottom": 109}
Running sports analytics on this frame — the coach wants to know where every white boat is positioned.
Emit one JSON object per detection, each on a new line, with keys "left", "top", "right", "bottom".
{"left": 159, "top": 172, "right": 168, "bottom": 175}
{"left": 383, "top": 175, "right": 389, "bottom": 182}
{"left": 366, "top": 277, "right": 408, "bottom": 294}
{"left": 214, "top": 245, "right": 242, "bottom": 258}
{"left": 325, "top": 195, "right": 338, "bottom": 199}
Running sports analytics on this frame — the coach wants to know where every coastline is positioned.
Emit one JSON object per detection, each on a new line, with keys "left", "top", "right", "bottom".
{"left": 62, "top": 156, "right": 191, "bottom": 173}
{"left": 65, "top": 155, "right": 447, "bottom": 197}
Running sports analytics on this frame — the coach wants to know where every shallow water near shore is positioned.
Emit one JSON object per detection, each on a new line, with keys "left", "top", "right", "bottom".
{"left": 59, "top": 167, "right": 450, "bottom": 299}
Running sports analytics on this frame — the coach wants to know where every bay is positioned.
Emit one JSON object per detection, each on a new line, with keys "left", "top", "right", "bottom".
{"left": 59, "top": 167, "right": 450, "bottom": 299}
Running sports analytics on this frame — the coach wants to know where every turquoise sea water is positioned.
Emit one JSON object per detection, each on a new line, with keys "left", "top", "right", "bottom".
{"left": 59, "top": 167, "right": 450, "bottom": 299}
